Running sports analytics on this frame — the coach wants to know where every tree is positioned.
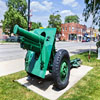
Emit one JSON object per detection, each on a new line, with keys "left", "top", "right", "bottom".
{"left": 2, "top": 0, "right": 27, "bottom": 34}
{"left": 31, "top": 22, "right": 42, "bottom": 30}
{"left": 7, "top": 0, "right": 27, "bottom": 16}
{"left": 65, "top": 15, "right": 79, "bottom": 23}
{"left": 83, "top": 0, "right": 100, "bottom": 29}
{"left": 48, "top": 14, "right": 62, "bottom": 33}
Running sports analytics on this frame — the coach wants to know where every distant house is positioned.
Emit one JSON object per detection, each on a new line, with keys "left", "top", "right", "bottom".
{"left": 60, "top": 22, "right": 87, "bottom": 41}
{"left": 86, "top": 27, "right": 100, "bottom": 41}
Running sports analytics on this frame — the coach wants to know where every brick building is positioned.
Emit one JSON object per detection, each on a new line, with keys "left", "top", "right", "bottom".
{"left": 0, "top": 22, "right": 3, "bottom": 40}
{"left": 0, "top": 22, "right": 9, "bottom": 41}
{"left": 60, "top": 23, "right": 87, "bottom": 41}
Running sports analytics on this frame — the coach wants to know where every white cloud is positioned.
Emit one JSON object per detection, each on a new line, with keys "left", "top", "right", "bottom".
{"left": 72, "top": 2, "right": 78, "bottom": 7}
{"left": 62, "top": 0, "right": 78, "bottom": 7}
{"left": 31, "top": 15, "right": 49, "bottom": 27}
{"left": 30, "top": 1, "right": 53, "bottom": 12}
{"left": 0, "top": 0, "right": 7, "bottom": 21}
{"left": 31, "top": 10, "right": 75, "bottom": 27}
{"left": 60, "top": 10, "right": 75, "bottom": 15}
{"left": 60, "top": 10, "right": 75, "bottom": 23}
{"left": 62, "top": 0, "right": 75, "bottom": 5}
{"left": 42, "top": 1, "right": 53, "bottom": 10}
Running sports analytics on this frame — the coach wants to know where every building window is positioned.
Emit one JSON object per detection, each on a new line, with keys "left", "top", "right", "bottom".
{"left": 69, "top": 27, "right": 71, "bottom": 31}
{"left": 65, "top": 27, "right": 67, "bottom": 31}
{"left": 81, "top": 29, "right": 82, "bottom": 32}
{"left": 69, "top": 34, "right": 77, "bottom": 40}
{"left": 72, "top": 27, "right": 74, "bottom": 32}
{"left": 63, "top": 27, "right": 64, "bottom": 31}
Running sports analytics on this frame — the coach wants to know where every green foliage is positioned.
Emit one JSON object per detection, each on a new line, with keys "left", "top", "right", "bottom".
{"left": 31, "top": 22, "right": 42, "bottom": 30}
{"left": 48, "top": 14, "right": 62, "bottom": 33}
{"left": 7, "top": 0, "right": 27, "bottom": 16}
{"left": 83, "top": 0, "right": 100, "bottom": 29}
{"left": 0, "top": 71, "right": 46, "bottom": 100}
{"left": 2, "top": 0, "right": 27, "bottom": 34}
{"left": 65, "top": 15, "right": 79, "bottom": 23}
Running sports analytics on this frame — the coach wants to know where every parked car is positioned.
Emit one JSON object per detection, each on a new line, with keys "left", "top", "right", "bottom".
{"left": 82, "top": 37, "right": 90, "bottom": 42}
{"left": 6, "top": 36, "right": 18, "bottom": 42}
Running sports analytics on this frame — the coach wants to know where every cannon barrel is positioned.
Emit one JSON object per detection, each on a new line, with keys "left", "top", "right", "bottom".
{"left": 13, "top": 25, "right": 44, "bottom": 44}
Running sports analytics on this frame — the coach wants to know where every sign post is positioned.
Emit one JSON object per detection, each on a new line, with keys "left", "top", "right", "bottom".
{"left": 98, "top": 47, "right": 100, "bottom": 60}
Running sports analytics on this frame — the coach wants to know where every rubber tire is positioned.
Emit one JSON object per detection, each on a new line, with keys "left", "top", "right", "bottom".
{"left": 52, "top": 49, "right": 70, "bottom": 90}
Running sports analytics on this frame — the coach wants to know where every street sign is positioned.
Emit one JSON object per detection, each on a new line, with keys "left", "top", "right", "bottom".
{"left": 40, "top": 27, "right": 44, "bottom": 29}
{"left": 94, "top": 33, "right": 96, "bottom": 37}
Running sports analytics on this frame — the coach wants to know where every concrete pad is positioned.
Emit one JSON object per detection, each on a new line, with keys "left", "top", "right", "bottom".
{"left": 0, "top": 58, "right": 25, "bottom": 77}
{"left": 16, "top": 65, "right": 93, "bottom": 100}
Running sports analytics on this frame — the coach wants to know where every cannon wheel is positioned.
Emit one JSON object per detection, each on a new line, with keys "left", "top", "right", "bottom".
{"left": 52, "top": 49, "right": 70, "bottom": 90}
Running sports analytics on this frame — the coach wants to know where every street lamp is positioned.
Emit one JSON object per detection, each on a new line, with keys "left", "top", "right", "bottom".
{"left": 51, "top": 11, "right": 59, "bottom": 28}
{"left": 53, "top": 10, "right": 59, "bottom": 15}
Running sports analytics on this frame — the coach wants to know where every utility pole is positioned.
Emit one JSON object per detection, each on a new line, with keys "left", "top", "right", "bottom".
{"left": 28, "top": 0, "right": 30, "bottom": 31}
{"left": 88, "top": 0, "right": 96, "bottom": 61}
{"left": 52, "top": 11, "right": 59, "bottom": 27}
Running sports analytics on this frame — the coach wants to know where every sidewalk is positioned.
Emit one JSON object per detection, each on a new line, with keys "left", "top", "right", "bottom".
{"left": 0, "top": 58, "right": 25, "bottom": 77}
{"left": 0, "top": 50, "right": 95, "bottom": 77}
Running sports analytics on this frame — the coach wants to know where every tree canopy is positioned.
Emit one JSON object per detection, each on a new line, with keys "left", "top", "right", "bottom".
{"left": 31, "top": 22, "right": 42, "bottom": 30}
{"left": 2, "top": 0, "right": 27, "bottom": 34}
{"left": 48, "top": 14, "right": 62, "bottom": 33}
{"left": 65, "top": 15, "right": 79, "bottom": 23}
{"left": 7, "top": 0, "right": 27, "bottom": 16}
{"left": 83, "top": 0, "right": 100, "bottom": 29}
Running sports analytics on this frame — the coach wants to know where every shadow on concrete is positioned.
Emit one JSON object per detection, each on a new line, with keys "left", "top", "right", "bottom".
{"left": 23, "top": 73, "right": 55, "bottom": 91}
{"left": 23, "top": 68, "right": 79, "bottom": 92}
{"left": 70, "top": 49, "right": 96, "bottom": 56}
{"left": 22, "top": 49, "right": 96, "bottom": 92}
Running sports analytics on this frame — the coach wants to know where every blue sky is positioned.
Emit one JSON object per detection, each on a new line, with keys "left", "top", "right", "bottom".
{"left": 0, "top": 0, "right": 96, "bottom": 28}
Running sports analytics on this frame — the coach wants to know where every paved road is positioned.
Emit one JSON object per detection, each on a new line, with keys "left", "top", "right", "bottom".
{"left": 0, "top": 42, "right": 96, "bottom": 62}
{"left": 0, "top": 42, "right": 96, "bottom": 77}
{"left": 56, "top": 42, "right": 96, "bottom": 56}
{"left": 0, "top": 44, "right": 26, "bottom": 62}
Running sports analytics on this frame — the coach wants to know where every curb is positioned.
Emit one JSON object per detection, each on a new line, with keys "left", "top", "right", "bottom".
{"left": 0, "top": 43, "right": 19, "bottom": 45}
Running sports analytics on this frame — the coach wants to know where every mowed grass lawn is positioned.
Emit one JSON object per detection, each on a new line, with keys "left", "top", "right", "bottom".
{"left": 0, "top": 52, "right": 100, "bottom": 100}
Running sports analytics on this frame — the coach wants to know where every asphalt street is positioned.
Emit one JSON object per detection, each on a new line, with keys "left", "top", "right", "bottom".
{"left": 0, "top": 42, "right": 96, "bottom": 77}
{"left": 56, "top": 41, "right": 96, "bottom": 56}
{"left": 0, "top": 42, "right": 96, "bottom": 62}
{"left": 0, "top": 44, "right": 26, "bottom": 62}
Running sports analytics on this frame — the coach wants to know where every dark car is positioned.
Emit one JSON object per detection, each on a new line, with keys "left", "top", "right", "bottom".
{"left": 82, "top": 37, "right": 90, "bottom": 42}
{"left": 6, "top": 36, "right": 18, "bottom": 42}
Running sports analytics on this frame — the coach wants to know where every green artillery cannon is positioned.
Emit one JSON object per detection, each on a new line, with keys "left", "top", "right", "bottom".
{"left": 13, "top": 25, "right": 81, "bottom": 90}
